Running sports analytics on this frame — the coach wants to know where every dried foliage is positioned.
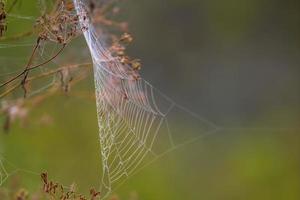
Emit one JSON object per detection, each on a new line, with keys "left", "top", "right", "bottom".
{"left": 41, "top": 172, "right": 101, "bottom": 200}
{"left": 0, "top": 0, "right": 144, "bottom": 196}
{"left": 0, "top": 172, "right": 138, "bottom": 200}
{"left": 0, "top": 0, "right": 140, "bottom": 132}
{"left": 35, "top": 0, "right": 87, "bottom": 44}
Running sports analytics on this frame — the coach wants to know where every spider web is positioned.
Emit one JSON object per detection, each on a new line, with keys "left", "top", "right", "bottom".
{"left": 0, "top": 41, "right": 66, "bottom": 98}
{"left": 0, "top": 154, "right": 41, "bottom": 188}
{"left": 0, "top": 1, "right": 298, "bottom": 199}
{"left": 0, "top": 158, "right": 9, "bottom": 186}
{"left": 74, "top": 0, "right": 220, "bottom": 198}
{"left": 0, "top": 1, "right": 89, "bottom": 99}
{"left": 1, "top": 1, "right": 220, "bottom": 198}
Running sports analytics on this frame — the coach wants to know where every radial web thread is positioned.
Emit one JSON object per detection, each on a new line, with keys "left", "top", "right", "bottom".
{"left": 73, "top": 1, "right": 219, "bottom": 199}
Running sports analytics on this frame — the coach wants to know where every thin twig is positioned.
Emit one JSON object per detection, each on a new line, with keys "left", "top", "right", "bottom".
{"left": 0, "top": 62, "right": 92, "bottom": 98}
{"left": 0, "top": 83, "right": 19, "bottom": 98}
{"left": 7, "top": 0, "right": 18, "bottom": 13}
{"left": 28, "top": 62, "right": 91, "bottom": 81}
{"left": 0, "top": 42, "right": 66, "bottom": 89}
{"left": 27, "top": 43, "right": 66, "bottom": 71}
{"left": 21, "top": 38, "right": 42, "bottom": 97}
{"left": 0, "top": 38, "right": 40, "bottom": 88}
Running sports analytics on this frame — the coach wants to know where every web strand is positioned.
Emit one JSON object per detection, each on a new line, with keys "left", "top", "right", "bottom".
{"left": 73, "top": 1, "right": 219, "bottom": 199}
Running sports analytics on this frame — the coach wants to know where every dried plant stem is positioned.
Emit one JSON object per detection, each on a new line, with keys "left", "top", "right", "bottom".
{"left": 7, "top": 0, "right": 18, "bottom": 13}
{"left": 0, "top": 42, "right": 66, "bottom": 90}
{"left": 21, "top": 38, "right": 42, "bottom": 97}
{"left": 0, "top": 39, "right": 41, "bottom": 88}
{"left": 0, "top": 62, "right": 92, "bottom": 98}
{"left": 28, "top": 62, "right": 92, "bottom": 80}
{"left": 27, "top": 44, "right": 66, "bottom": 71}
{"left": 28, "top": 69, "right": 90, "bottom": 106}
{"left": 0, "top": 83, "right": 19, "bottom": 98}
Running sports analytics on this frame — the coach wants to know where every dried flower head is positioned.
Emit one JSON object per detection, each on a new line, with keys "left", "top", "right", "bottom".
{"left": 15, "top": 188, "right": 29, "bottom": 200}
{"left": 35, "top": 1, "right": 88, "bottom": 44}
{"left": 41, "top": 172, "right": 101, "bottom": 200}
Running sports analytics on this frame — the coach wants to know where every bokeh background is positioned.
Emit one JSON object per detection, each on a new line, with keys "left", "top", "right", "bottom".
{"left": 0, "top": 0, "right": 300, "bottom": 199}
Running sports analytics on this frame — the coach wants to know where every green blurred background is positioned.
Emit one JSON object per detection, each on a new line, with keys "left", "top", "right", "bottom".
{"left": 0, "top": 0, "right": 300, "bottom": 199}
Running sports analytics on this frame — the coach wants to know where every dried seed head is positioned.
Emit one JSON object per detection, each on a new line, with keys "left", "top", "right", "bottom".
{"left": 35, "top": 1, "right": 87, "bottom": 44}
{"left": 131, "top": 59, "right": 142, "bottom": 71}
{"left": 119, "top": 33, "right": 133, "bottom": 44}
{"left": 15, "top": 188, "right": 29, "bottom": 200}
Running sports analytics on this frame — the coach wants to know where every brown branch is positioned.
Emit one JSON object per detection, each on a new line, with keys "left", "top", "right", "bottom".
{"left": 27, "top": 43, "right": 66, "bottom": 71}
{"left": 0, "top": 62, "right": 92, "bottom": 98}
{"left": 26, "top": 69, "right": 91, "bottom": 107}
{"left": 21, "top": 42, "right": 66, "bottom": 97}
{"left": 0, "top": 38, "right": 40, "bottom": 88}
{"left": 21, "top": 38, "right": 42, "bottom": 97}
{"left": 27, "top": 62, "right": 92, "bottom": 81}
{"left": 0, "top": 42, "right": 66, "bottom": 89}
{"left": 7, "top": 0, "right": 18, "bottom": 13}
{"left": 0, "top": 83, "right": 19, "bottom": 99}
